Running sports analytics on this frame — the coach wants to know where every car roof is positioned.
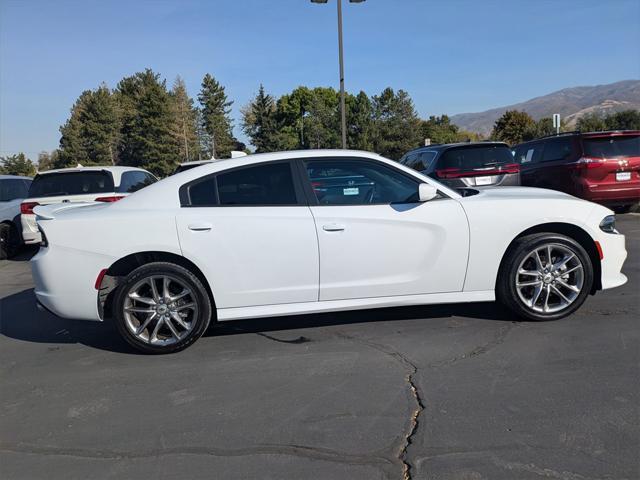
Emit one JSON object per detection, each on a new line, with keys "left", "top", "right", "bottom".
{"left": 406, "top": 142, "right": 509, "bottom": 155}
{"left": 178, "top": 160, "right": 216, "bottom": 167}
{"left": 0, "top": 175, "right": 32, "bottom": 180}
{"left": 112, "top": 149, "right": 461, "bottom": 210}
{"left": 36, "top": 166, "right": 149, "bottom": 175}
{"left": 513, "top": 129, "right": 640, "bottom": 147}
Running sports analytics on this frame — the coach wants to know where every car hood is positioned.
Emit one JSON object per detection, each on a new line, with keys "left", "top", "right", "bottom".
{"left": 465, "top": 186, "right": 577, "bottom": 202}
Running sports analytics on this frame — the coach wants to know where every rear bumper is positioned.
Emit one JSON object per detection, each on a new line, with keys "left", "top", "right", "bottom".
{"left": 31, "top": 246, "right": 112, "bottom": 321}
{"left": 578, "top": 179, "right": 640, "bottom": 206}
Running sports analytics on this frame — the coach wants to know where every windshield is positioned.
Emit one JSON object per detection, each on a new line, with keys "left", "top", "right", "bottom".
{"left": 583, "top": 135, "right": 640, "bottom": 158}
{"left": 28, "top": 171, "right": 114, "bottom": 198}
{"left": 438, "top": 145, "right": 514, "bottom": 170}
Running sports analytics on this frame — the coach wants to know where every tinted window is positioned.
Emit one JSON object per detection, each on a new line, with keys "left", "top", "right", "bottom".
{"left": 514, "top": 143, "right": 544, "bottom": 164}
{"left": 405, "top": 151, "right": 436, "bottom": 172}
{"left": 0, "top": 179, "right": 30, "bottom": 201}
{"left": 117, "top": 171, "right": 157, "bottom": 193}
{"left": 188, "top": 162, "right": 297, "bottom": 206}
{"left": 438, "top": 145, "right": 514, "bottom": 170}
{"left": 542, "top": 138, "right": 573, "bottom": 162}
{"left": 306, "top": 159, "right": 419, "bottom": 205}
{"left": 583, "top": 135, "right": 640, "bottom": 158}
{"left": 28, "top": 171, "right": 114, "bottom": 198}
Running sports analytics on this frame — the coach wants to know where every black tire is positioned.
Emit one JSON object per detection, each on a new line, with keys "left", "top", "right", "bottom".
{"left": 113, "top": 262, "right": 212, "bottom": 354}
{"left": 0, "top": 223, "right": 18, "bottom": 260}
{"left": 612, "top": 204, "right": 633, "bottom": 214}
{"left": 497, "top": 233, "right": 593, "bottom": 322}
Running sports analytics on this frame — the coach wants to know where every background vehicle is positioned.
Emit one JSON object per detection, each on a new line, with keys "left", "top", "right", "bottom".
{"left": 21, "top": 166, "right": 156, "bottom": 244}
{"left": 399, "top": 142, "right": 520, "bottom": 189}
{"left": 513, "top": 131, "right": 640, "bottom": 213}
{"left": 173, "top": 152, "right": 247, "bottom": 175}
{"left": 31, "top": 150, "right": 626, "bottom": 354}
{"left": 0, "top": 175, "right": 32, "bottom": 259}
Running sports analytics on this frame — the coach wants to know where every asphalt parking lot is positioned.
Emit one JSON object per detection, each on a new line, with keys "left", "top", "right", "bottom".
{"left": 0, "top": 215, "right": 638, "bottom": 480}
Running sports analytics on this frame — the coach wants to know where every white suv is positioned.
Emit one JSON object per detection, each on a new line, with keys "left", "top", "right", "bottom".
{"left": 21, "top": 166, "right": 157, "bottom": 244}
{"left": 1, "top": 175, "right": 32, "bottom": 259}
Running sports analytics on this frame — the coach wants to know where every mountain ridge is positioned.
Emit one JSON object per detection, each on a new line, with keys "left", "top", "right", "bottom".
{"left": 450, "top": 80, "right": 640, "bottom": 135}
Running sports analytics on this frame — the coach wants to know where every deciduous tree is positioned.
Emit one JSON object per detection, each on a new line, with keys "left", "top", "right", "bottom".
{"left": 491, "top": 110, "right": 535, "bottom": 145}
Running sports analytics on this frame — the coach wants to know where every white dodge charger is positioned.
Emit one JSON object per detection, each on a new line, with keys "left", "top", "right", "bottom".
{"left": 31, "top": 150, "right": 628, "bottom": 354}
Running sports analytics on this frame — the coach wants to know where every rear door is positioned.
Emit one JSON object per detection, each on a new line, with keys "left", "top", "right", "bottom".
{"left": 536, "top": 137, "right": 577, "bottom": 193}
{"left": 515, "top": 141, "right": 545, "bottom": 187}
{"left": 301, "top": 157, "right": 469, "bottom": 301}
{"left": 176, "top": 161, "right": 319, "bottom": 309}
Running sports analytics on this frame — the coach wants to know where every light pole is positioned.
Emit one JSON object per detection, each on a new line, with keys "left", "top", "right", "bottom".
{"left": 311, "top": 0, "right": 365, "bottom": 149}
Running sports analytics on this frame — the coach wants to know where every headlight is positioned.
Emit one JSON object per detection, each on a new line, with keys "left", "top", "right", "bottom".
{"left": 599, "top": 215, "right": 618, "bottom": 234}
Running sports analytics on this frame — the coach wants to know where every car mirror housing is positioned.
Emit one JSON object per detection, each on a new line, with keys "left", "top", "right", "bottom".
{"left": 418, "top": 183, "right": 438, "bottom": 202}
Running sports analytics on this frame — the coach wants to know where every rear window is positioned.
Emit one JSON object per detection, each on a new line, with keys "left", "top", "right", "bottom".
{"left": 0, "top": 178, "right": 31, "bottom": 201}
{"left": 583, "top": 135, "right": 640, "bottom": 158}
{"left": 438, "top": 145, "right": 513, "bottom": 170}
{"left": 28, "top": 171, "right": 114, "bottom": 198}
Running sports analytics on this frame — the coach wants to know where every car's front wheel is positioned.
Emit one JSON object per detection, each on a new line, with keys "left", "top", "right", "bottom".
{"left": 497, "top": 233, "right": 594, "bottom": 321}
{"left": 113, "top": 262, "right": 212, "bottom": 354}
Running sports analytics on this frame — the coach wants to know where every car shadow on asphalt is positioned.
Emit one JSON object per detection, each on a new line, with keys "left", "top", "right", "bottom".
{"left": 0, "top": 288, "right": 516, "bottom": 354}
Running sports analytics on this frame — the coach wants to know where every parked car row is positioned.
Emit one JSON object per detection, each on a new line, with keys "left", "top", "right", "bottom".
{"left": 0, "top": 175, "right": 32, "bottom": 259}
{"left": 400, "top": 130, "right": 640, "bottom": 212}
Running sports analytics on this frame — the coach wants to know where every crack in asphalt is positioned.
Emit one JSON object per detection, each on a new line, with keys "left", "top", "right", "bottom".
{"left": 255, "top": 332, "right": 311, "bottom": 344}
{"left": 0, "top": 442, "right": 393, "bottom": 471}
{"left": 427, "top": 322, "right": 517, "bottom": 369}
{"left": 335, "top": 332, "right": 424, "bottom": 480}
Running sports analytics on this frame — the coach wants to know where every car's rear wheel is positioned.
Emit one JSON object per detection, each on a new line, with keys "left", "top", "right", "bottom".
{"left": 497, "top": 233, "right": 593, "bottom": 321}
{"left": 0, "top": 223, "right": 18, "bottom": 260}
{"left": 612, "top": 204, "right": 633, "bottom": 214}
{"left": 113, "top": 262, "right": 212, "bottom": 354}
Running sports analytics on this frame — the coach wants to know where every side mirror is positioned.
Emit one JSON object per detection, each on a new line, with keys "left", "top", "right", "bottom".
{"left": 418, "top": 183, "right": 438, "bottom": 202}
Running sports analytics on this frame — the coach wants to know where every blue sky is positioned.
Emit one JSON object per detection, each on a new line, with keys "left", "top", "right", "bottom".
{"left": 1, "top": 0, "right": 639, "bottom": 157}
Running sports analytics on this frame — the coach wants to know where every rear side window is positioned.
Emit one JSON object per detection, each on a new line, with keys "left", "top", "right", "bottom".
{"left": 542, "top": 138, "right": 573, "bottom": 162}
{"left": 186, "top": 162, "right": 298, "bottom": 206}
{"left": 117, "top": 171, "right": 157, "bottom": 193}
{"left": 0, "top": 179, "right": 30, "bottom": 201}
{"left": 514, "top": 143, "right": 544, "bottom": 164}
{"left": 28, "top": 171, "right": 114, "bottom": 198}
{"left": 583, "top": 135, "right": 640, "bottom": 158}
{"left": 438, "top": 145, "right": 513, "bottom": 170}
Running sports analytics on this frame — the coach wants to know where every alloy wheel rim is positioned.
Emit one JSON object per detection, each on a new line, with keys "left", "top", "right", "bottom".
{"left": 515, "top": 243, "right": 584, "bottom": 314}
{"left": 123, "top": 275, "right": 198, "bottom": 346}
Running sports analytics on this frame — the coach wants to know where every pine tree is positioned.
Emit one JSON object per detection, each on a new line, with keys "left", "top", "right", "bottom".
{"left": 198, "top": 74, "right": 236, "bottom": 158}
{"left": 0, "top": 153, "right": 36, "bottom": 176}
{"left": 170, "top": 77, "right": 200, "bottom": 162}
{"left": 58, "top": 85, "right": 119, "bottom": 168}
{"left": 346, "top": 91, "right": 373, "bottom": 151}
{"left": 241, "top": 84, "right": 278, "bottom": 153}
{"left": 116, "top": 69, "right": 181, "bottom": 176}
{"left": 371, "top": 88, "right": 421, "bottom": 159}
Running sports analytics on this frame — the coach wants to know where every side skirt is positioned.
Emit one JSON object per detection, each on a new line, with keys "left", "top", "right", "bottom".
{"left": 217, "top": 290, "right": 495, "bottom": 321}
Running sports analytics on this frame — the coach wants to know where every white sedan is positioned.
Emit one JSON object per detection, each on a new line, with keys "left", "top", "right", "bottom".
{"left": 31, "top": 150, "right": 628, "bottom": 354}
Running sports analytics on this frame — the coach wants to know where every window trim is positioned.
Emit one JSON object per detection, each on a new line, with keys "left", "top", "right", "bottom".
{"left": 299, "top": 156, "right": 424, "bottom": 207}
{"left": 179, "top": 160, "right": 307, "bottom": 208}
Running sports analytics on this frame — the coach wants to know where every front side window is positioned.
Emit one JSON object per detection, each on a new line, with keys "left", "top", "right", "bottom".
{"left": 186, "top": 162, "right": 298, "bottom": 206}
{"left": 306, "top": 159, "right": 419, "bottom": 205}
{"left": 117, "top": 171, "right": 157, "bottom": 193}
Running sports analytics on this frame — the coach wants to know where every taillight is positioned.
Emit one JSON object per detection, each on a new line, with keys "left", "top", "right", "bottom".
{"left": 20, "top": 201, "right": 39, "bottom": 215}
{"left": 573, "top": 157, "right": 605, "bottom": 169}
{"left": 95, "top": 195, "right": 125, "bottom": 202}
{"left": 435, "top": 163, "right": 520, "bottom": 179}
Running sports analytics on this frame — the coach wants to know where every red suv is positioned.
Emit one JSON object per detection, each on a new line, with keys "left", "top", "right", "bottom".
{"left": 513, "top": 131, "right": 640, "bottom": 212}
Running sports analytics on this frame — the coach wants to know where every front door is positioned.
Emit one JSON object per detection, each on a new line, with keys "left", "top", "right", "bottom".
{"left": 301, "top": 158, "right": 469, "bottom": 301}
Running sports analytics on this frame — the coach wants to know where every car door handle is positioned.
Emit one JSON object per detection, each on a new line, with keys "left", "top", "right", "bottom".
{"left": 188, "top": 223, "right": 213, "bottom": 232}
{"left": 322, "top": 223, "right": 345, "bottom": 232}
